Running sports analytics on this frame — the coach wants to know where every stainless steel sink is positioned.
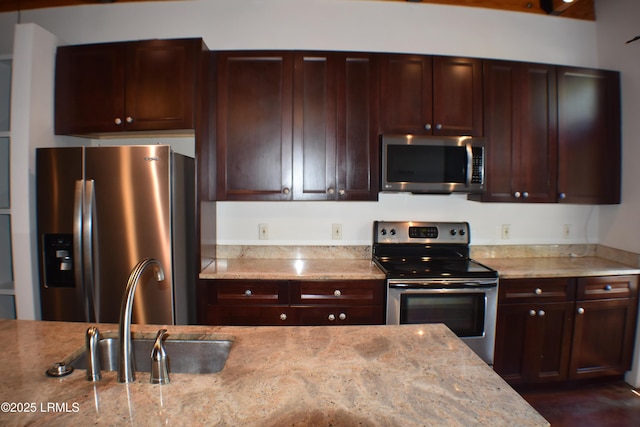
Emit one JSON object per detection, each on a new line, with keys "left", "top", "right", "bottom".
{"left": 69, "top": 332, "right": 234, "bottom": 375}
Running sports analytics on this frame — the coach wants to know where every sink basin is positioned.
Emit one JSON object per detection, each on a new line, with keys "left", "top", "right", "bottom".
{"left": 69, "top": 332, "right": 234, "bottom": 375}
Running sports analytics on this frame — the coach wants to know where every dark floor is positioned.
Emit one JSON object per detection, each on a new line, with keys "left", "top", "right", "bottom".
{"left": 517, "top": 380, "right": 640, "bottom": 427}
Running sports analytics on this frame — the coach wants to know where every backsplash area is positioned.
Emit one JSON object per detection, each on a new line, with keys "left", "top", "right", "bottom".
{"left": 203, "top": 244, "right": 640, "bottom": 268}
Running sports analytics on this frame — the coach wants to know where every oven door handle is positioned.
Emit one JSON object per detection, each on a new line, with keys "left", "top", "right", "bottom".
{"left": 389, "top": 280, "right": 498, "bottom": 289}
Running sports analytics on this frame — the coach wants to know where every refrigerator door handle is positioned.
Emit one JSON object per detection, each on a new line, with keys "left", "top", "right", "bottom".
{"left": 83, "top": 180, "right": 98, "bottom": 322}
{"left": 73, "top": 180, "right": 88, "bottom": 321}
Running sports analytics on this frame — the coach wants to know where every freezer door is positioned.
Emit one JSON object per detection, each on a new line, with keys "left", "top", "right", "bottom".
{"left": 37, "top": 147, "right": 89, "bottom": 321}
{"left": 85, "top": 145, "right": 174, "bottom": 324}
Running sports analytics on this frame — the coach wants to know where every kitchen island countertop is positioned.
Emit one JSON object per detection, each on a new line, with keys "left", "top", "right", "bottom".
{"left": 0, "top": 320, "right": 548, "bottom": 426}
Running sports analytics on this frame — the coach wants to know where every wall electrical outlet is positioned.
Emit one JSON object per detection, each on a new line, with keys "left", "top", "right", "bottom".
{"left": 563, "top": 224, "right": 571, "bottom": 239}
{"left": 501, "top": 224, "right": 511, "bottom": 240}
{"left": 259, "top": 223, "right": 269, "bottom": 240}
{"left": 332, "top": 224, "right": 343, "bottom": 240}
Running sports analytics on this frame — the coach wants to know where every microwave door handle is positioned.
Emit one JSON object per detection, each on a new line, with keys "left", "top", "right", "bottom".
{"left": 466, "top": 143, "right": 473, "bottom": 187}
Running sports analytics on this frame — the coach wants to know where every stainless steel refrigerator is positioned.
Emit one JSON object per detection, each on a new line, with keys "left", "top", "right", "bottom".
{"left": 36, "top": 145, "right": 195, "bottom": 325}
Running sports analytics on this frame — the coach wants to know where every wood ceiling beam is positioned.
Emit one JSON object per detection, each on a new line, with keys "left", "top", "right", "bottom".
{"left": 0, "top": 0, "right": 595, "bottom": 20}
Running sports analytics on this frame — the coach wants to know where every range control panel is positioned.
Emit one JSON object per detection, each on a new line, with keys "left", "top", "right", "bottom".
{"left": 373, "top": 221, "right": 470, "bottom": 245}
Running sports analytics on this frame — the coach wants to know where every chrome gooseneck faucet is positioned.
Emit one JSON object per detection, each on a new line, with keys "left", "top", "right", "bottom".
{"left": 117, "top": 258, "right": 165, "bottom": 383}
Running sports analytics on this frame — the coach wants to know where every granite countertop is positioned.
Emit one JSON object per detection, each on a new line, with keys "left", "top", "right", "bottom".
{"left": 477, "top": 256, "right": 640, "bottom": 279}
{"left": 0, "top": 320, "right": 548, "bottom": 426}
{"left": 200, "top": 258, "right": 386, "bottom": 280}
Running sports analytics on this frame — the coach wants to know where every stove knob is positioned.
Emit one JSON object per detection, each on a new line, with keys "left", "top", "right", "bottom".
{"left": 450, "top": 229, "right": 457, "bottom": 236}
{"left": 390, "top": 229, "right": 396, "bottom": 236}
{"left": 380, "top": 229, "right": 387, "bottom": 236}
{"left": 459, "top": 229, "right": 466, "bottom": 236}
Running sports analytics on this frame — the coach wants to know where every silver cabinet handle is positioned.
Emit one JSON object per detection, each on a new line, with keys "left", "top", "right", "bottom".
{"left": 244, "top": 289, "right": 252, "bottom": 297}
{"left": 339, "top": 313, "right": 346, "bottom": 320}
{"left": 522, "top": 191, "right": 529, "bottom": 198}
{"left": 534, "top": 288, "right": 543, "bottom": 295}
{"left": 334, "top": 290, "right": 342, "bottom": 297}
{"left": 514, "top": 192, "right": 521, "bottom": 198}
{"left": 605, "top": 284, "right": 612, "bottom": 291}
{"left": 328, "top": 314, "right": 336, "bottom": 321}
{"left": 282, "top": 187, "right": 290, "bottom": 195}
{"left": 279, "top": 313, "right": 287, "bottom": 321}
{"left": 126, "top": 116, "right": 133, "bottom": 124}
{"left": 529, "top": 310, "right": 536, "bottom": 317}
{"left": 577, "top": 307, "right": 585, "bottom": 315}
{"left": 425, "top": 123, "right": 432, "bottom": 130}
{"left": 114, "top": 117, "right": 123, "bottom": 125}
{"left": 338, "top": 189, "right": 345, "bottom": 196}
{"left": 538, "top": 310, "right": 546, "bottom": 317}
{"left": 559, "top": 192, "right": 567, "bottom": 199}
{"left": 327, "top": 188, "right": 335, "bottom": 195}
{"left": 435, "top": 124, "right": 443, "bottom": 130}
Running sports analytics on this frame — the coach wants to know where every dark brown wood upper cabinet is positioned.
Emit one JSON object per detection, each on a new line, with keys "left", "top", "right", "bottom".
{"left": 55, "top": 38, "right": 202, "bottom": 136}
{"left": 474, "top": 60, "right": 557, "bottom": 203}
{"left": 215, "top": 51, "right": 294, "bottom": 201}
{"left": 293, "top": 52, "right": 379, "bottom": 201}
{"left": 557, "top": 67, "right": 621, "bottom": 204}
{"left": 379, "top": 54, "right": 482, "bottom": 136}
{"left": 214, "top": 51, "right": 378, "bottom": 201}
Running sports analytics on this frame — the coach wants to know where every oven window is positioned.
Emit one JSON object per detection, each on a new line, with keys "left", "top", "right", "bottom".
{"left": 399, "top": 293, "right": 485, "bottom": 337}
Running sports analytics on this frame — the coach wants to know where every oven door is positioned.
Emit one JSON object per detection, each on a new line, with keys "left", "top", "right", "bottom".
{"left": 386, "top": 279, "right": 498, "bottom": 364}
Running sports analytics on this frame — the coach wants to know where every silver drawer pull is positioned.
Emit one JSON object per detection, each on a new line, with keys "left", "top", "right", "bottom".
{"left": 529, "top": 310, "right": 536, "bottom": 317}
{"left": 279, "top": 313, "right": 287, "bottom": 321}
{"left": 538, "top": 310, "right": 546, "bottom": 317}
{"left": 244, "top": 289, "right": 252, "bottom": 297}
{"left": 577, "top": 307, "right": 585, "bottom": 315}
{"left": 328, "top": 314, "right": 336, "bottom": 321}
{"left": 534, "top": 288, "right": 543, "bottom": 295}
{"left": 339, "top": 313, "right": 346, "bottom": 320}
{"left": 604, "top": 284, "right": 612, "bottom": 291}
{"left": 334, "top": 290, "right": 342, "bottom": 297}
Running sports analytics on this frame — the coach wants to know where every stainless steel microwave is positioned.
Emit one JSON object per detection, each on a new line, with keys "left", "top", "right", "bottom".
{"left": 380, "top": 135, "right": 486, "bottom": 194}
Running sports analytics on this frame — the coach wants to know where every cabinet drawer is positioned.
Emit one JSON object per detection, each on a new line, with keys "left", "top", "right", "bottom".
{"left": 211, "top": 280, "right": 289, "bottom": 305}
{"left": 499, "top": 278, "right": 575, "bottom": 303}
{"left": 291, "top": 280, "right": 385, "bottom": 306}
{"left": 207, "top": 306, "right": 296, "bottom": 326}
{"left": 576, "top": 276, "right": 638, "bottom": 301}
{"left": 298, "top": 306, "right": 384, "bottom": 325}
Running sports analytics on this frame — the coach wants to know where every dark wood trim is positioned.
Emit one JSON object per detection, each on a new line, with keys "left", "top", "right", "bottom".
{"left": 0, "top": 0, "right": 595, "bottom": 21}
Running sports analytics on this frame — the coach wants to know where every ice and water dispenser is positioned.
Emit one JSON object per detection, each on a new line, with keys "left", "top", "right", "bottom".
{"left": 42, "top": 234, "right": 74, "bottom": 287}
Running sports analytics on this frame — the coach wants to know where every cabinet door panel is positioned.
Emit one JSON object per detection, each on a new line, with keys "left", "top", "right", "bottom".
{"left": 125, "top": 39, "right": 198, "bottom": 131}
{"left": 535, "top": 302, "right": 573, "bottom": 382}
{"left": 557, "top": 67, "right": 621, "bottom": 204}
{"left": 516, "top": 64, "right": 557, "bottom": 202}
{"left": 55, "top": 43, "right": 125, "bottom": 134}
{"left": 337, "top": 54, "right": 379, "bottom": 200}
{"left": 570, "top": 298, "right": 637, "bottom": 379}
{"left": 494, "top": 304, "right": 531, "bottom": 384}
{"left": 293, "top": 53, "right": 336, "bottom": 200}
{"left": 432, "top": 56, "right": 482, "bottom": 136}
{"left": 380, "top": 55, "right": 433, "bottom": 134}
{"left": 217, "top": 52, "right": 293, "bottom": 200}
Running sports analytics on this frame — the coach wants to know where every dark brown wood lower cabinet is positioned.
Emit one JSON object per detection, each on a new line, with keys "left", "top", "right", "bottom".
{"left": 197, "top": 279, "right": 385, "bottom": 326}
{"left": 494, "top": 275, "right": 638, "bottom": 385}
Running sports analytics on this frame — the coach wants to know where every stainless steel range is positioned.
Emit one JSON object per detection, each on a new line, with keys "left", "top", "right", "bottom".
{"left": 372, "top": 221, "right": 499, "bottom": 364}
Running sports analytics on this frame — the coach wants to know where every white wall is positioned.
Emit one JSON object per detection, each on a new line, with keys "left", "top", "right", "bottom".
{"left": 0, "top": 1, "right": 634, "bottom": 250}
{"left": 591, "top": 0, "right": 640, "bottom": 389}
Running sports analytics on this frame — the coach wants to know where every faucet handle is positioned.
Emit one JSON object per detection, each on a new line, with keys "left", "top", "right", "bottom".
{"left": 150, "top": 329, "right": 170, "bottom": 384}
{"left": 85, "top": 326, "right": 101, "bottom": 382}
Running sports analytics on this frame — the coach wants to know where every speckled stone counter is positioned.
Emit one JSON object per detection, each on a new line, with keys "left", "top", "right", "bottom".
{"left": 0, "top": 320, "right": 548, "bottom": 426}
{"left": 477, "top": 256, "right": 640, "bottom": 279}
{"left": 200, "top": 258, "right": 386, "bottom": 280}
